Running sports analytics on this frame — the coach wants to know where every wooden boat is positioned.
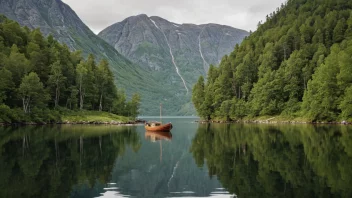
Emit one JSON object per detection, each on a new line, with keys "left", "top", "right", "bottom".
{"left": 144, "top": 103, "right": 173, "bottom": 132}
{"left": 145, "top": 122, "right": 173, "bottom": 132}
{"left": 145, "top": 131, "right": 172, "bottom": 142}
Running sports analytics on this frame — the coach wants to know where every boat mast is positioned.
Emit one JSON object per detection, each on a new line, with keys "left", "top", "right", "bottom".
{"left": 160, "top": 103, "right": 162, "bottom": 123}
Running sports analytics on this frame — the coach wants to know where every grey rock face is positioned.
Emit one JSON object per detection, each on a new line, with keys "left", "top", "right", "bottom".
{"left": 99, "top": 14, "right": 249, "bottom": 90}
{"left": 1, "top": 0, "right": 84, "bottom": 50}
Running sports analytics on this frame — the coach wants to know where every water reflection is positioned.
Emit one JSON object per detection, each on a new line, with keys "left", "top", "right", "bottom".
{"left": 0, "top": 125, "right": 140, "bottom": 198}
{"left": 106, "top": 119, "right": 226, "bottom": 198}
{"left": 145, "top": 131, "right": 173, "bottom": 142}
{"left": 190, "top": 124, "right": 352, "bottom": 198}
{"left": 2, "top": 120, "right": 350, "bottom": 198}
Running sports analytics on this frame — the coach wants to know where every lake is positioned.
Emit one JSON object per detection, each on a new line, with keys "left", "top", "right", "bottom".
{"left": 0, "top": 118, "right": 351, "bottom": 198}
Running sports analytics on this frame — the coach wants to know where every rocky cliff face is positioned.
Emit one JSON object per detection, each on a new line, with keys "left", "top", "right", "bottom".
{"left": 1, "top": 0, "right": 98, "bottom": 52}
{"left": 98, "top": 15, "right": 248, "bottom": 115}
{"left": 99, "top": 14, "right": 248, "bottom": 90}
{"left": 0, "top": 0, "right": 178, "bottom": 115}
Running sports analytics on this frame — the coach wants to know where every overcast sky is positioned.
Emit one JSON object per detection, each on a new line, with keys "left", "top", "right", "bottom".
{"left": 61, "top": 0, "right": 286, "bottom": 34}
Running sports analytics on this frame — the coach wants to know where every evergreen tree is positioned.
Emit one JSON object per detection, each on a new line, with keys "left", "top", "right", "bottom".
{"left": 302, "top": 45, "right": 340, "bottom": 121}
{"left": 192, "top": 76, "right": 205, "bottom": 114}
{"left": 333, "top": 19, "right": 346, "bottom": 43}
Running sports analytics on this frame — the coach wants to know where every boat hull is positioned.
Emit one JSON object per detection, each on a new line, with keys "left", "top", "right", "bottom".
{"left": 145, "top": 123, "right": 173, "bottom": 132}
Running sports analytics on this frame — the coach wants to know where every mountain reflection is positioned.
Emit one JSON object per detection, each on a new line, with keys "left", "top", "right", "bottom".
{"left": 190, "top": 124, "right": 352, "bottom": 198}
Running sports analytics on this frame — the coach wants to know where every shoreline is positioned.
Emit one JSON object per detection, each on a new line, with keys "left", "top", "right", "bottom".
{"left": 195, "top": 119, "right": 351, "bottom": 125}
{"left": 0, "top": 120, "right": 147, "bottom": 127}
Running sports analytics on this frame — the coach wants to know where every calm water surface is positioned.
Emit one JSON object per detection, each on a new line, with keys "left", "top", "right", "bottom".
{"left": 0, "top": 118, "right": 351, "bottom": 198}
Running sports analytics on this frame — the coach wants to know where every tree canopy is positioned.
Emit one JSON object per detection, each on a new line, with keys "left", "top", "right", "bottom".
{"left": 0, "top": 16, "right": 140, "bottom": 123}
{"left": 192, "top": 0, "right": 352, "bottom": 121}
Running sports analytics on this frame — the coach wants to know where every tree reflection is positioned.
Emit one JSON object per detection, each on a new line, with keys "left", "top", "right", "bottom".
{"left": 190, "top": 124, "right": 352, "bottom": 198}
{"left": 0, "top": 125, "right": 140, "bottom": 198}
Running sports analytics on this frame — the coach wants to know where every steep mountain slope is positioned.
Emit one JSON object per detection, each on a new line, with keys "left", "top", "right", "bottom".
{"left": 98, "top": 14, "right": 248, "bottom": 115}
{"left": 192, "top": 0, "right": 352, "bottom": 121}
{"left": 0, "top": 0, "right": 176, "bottom": 115}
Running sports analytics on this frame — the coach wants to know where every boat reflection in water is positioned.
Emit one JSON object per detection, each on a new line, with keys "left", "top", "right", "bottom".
{"left": 145, "top": 130, "right": 172, "bottom": 163}
{"left": 145, "top": 130, "right": 172, "bottom": 142}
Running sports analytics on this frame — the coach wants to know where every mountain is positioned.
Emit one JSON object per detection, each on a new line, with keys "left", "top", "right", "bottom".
{"left": 0, "top": 0, "right": 181, "bottom": 115}
{"left": 192, "top": 0, "right": 352, "bottom": 121}
{"left": 98, "top": 14, "right": 249, "bottom": 115}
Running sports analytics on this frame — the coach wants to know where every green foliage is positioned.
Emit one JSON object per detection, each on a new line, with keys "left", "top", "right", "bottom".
{"left": 0, "top": 68, "right": 14, "bottom": 103}
{"left": 18, "top": 72, "right": 48, "bottom": 113}
{"left": 0, "top": 126, "right": 140, "bottom": 198}
{"left": 61, "top": 110, "right": 130, "bottom": 122}
{"left": 0, "top": 16, "right": 140, "bottom": 123}
{"left": 192, "top": 0, "right": 352, "bottom": 121}
{"left": 192, "top": 76, "right": 205, "bottom": 114}
{"left": 126, "top": 93, "right": 141, "bottom": 119}
{"left": 190, "top": 124, "right": 352, "bottom": 197}
{"left": 339, "top": 86, "right": 352, "bottom": 120}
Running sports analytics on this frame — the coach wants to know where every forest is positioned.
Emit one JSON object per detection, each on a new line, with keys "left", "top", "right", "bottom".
{"left": 192, "top": 0, "right": 352, "bottom": 122}
{"left": 0, "top": 15, "right": 140, "bottom": 123}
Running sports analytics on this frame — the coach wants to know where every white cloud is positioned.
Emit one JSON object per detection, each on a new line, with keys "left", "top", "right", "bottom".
{"left": 62, "top": 0, "right": 286, "bottom": 34}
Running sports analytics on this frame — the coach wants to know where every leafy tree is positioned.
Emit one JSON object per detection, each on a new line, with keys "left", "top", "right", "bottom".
{"left": 96, "top": 59, "right": 115, "bottom": 111}
{"left": 127, "top": 94, "right": 141, "bottom": 119}
{"left": 4, "top": 44, "right": 31, "bottom": 86}
{"left": 18, "top": 72, "right": 48, "bottom": 113}
{"left": 66, "top": 86, "right": 78, "bottom": 110}
{"left": 76, "top": 61, "right": 88, "bottom": 110}
{"left": 48, "top": 61, "right": 66, "bottom": 108}
{"left": 112, "top": 89, "right": 127, "bottom": 115}
{"left": 230, "top": 98, "right": 247, "bottom": 119}
{"left": 192, "top": 76, "right": 205, "bottom": 114}
{"left": 0, "top": 68, "right": 14, "bottom": 103}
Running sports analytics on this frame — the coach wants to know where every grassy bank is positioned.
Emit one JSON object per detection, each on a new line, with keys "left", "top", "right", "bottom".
{"left": 0, "top": 106, "right": 132, "bottom": 125}
{"left": 61, "top": 110, "right": 130, "bottom": 123}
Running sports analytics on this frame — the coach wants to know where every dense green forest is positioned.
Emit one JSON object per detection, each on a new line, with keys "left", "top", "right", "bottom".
{"left": 192, "top": 0, "right": 352, "bottom": 121}
{"left": 0, "top": 15, "right": 140, "bottom": 123}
